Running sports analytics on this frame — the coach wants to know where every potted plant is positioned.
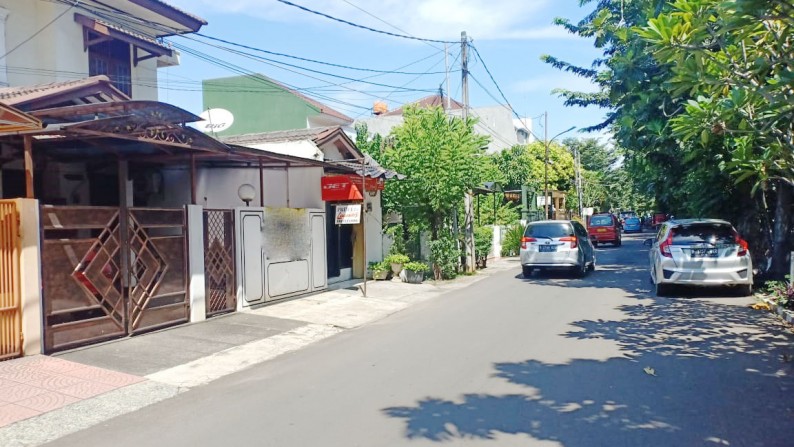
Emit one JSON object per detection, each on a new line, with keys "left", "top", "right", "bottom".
{"left": 384, "top": 253, "right": 409, "bottom": 275}
{"left": 402, "top": 261, "right": 429, "bottom": 284}
{"left": 371, "top": 261, "right": 390, "bottom": 280}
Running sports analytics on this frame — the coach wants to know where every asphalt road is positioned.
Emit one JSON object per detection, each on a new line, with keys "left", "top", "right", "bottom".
{"left": 47, "top": 232, "right": 794, "bottom": 447}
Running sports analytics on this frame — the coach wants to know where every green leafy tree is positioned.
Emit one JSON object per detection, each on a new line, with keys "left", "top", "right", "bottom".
{"left": 381, "top": 105, "right": 490, "bottom": 241}
{"left": 640, "top": 0, "right": 794, "bottom": 276}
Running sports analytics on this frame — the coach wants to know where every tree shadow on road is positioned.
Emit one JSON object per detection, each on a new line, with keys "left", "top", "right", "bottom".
{"left": 384, "top": 297, "right": 794, "bottom": 446}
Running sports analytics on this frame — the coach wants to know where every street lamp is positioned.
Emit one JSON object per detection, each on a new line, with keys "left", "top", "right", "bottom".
{"left": 543, "top": 115, "right": 576, "bottom": 220}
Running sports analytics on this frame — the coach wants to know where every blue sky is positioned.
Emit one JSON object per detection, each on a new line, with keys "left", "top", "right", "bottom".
{"left": 161, "top": 0, "right": 609, "bottom": 140}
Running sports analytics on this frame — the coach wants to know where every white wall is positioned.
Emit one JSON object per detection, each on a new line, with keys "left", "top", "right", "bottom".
{"left": 0, "top": 0, "right": 163, "bottom": 99}
{"left": 193, "top": 166, "right": 323, "bottom": 210}
{"left": 364, "top": 192, "right": 383, "bottom": 263}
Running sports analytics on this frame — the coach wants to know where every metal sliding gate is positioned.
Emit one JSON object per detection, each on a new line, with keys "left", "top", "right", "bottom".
{"left": 203, "top": 209, "right": 236, "bottom": 316}
{"left": 41, "top": 206, "right": 188, "bottom": 353}
{"left": 0, "top": 200, "right": 22, "bottom": 361}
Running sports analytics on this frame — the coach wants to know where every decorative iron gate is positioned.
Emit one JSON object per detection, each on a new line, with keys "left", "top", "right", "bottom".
{"left": 0, "top": 200, "right": 22, "bottom": 361}
{"left": 203, "top": 209, "right": 236, "bottom": 316}
{"left": 41, "top": 206, "right": 188, "bottom": 353}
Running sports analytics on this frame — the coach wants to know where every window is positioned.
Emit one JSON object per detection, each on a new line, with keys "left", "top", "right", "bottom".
{"left": 671, "top": 223, "right": 735, "bottom": 245}
{"left": 589, "top": 216, "right": 613, "bottom": 226}
{"left": 89, "top": 39, "right": 132, "bottom": 97}
{"left": 524, "top": 222, "right": 573, "bottom": 238}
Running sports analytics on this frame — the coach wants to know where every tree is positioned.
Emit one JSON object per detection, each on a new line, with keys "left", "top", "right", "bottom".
{"left": 380, "top": 105, "right": 490, "bottom": 241}
{"left": 640, "top": 0, "right": 794, "bottom": 276}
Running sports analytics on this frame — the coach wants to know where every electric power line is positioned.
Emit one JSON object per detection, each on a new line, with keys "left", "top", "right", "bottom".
{"left": 192, "top": 33, "right": 446, "bottom": 76}
{"left": 276, "top": 0, "right": 457, "bottom": 44}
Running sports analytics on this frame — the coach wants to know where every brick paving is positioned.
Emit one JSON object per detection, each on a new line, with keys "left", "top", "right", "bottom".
{"left": 0, "top": 356, "right": 144, "bottom": 427}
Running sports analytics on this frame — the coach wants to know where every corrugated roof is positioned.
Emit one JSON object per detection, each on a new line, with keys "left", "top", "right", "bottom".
{"left": 221, "top": 126, "right": 339, "bottom": 145}
{"left": 149, "top": 0, "right": 208, "bottom": 26}
{"left": 382, "top": 95, "right": 464, "bottom": 116}
{"left": 331, "top": 154, "right": 405, "bottom": 180}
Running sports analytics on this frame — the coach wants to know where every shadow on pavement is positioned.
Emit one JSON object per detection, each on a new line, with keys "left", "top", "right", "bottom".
{"left": 384, "top": 296, "right": 794, "bottom": 445}
{"left": 385, "top": 232, "right": 794, "bottom": 445}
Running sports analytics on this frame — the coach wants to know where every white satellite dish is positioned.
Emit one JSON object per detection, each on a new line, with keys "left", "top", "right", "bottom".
{"left": 197, "top": 108, "right": 234, "bottom": 133}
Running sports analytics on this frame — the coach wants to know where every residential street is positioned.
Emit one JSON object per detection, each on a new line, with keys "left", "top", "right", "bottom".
{"left": 46, "top": 233, "right": 794, "bottom": 447}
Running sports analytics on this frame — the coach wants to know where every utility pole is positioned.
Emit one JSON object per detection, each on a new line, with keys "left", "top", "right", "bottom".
{"left": 444, "top": 43, "right": 450, "bottom": 110}
{"left": 576, "top": 147, "right": 584, "bottom": 218}
{"left": 543, "top": 111, "right": 549, "bottom": 220}
{"left": 461, "top": 31, "right": 475, "bottom": 273}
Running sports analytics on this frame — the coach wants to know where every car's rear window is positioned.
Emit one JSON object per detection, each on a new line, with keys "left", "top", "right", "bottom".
{"left": 672, "top": 223, "right": 735, "bottom": 245}
{"left": 589, "top": 216, "right": 613, "bottom": 226}
{"left": 524, "top": 222, "right": 573, "bottom": 238}
{"left": 625, "top": 217, "right": 640, "bottom": 223}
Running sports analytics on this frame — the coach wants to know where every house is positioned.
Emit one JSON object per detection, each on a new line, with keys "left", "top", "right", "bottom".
{"left": 358, "top": 95, "right": 534, "bottom": 154}
{"left": 221, "top": 127, "right": 392, "bottom": 285}
{"left": 201, "top": 74, "right": 354, "bottom": 137}
{"left": 0, "top": 0, "right": 206, "bottom": 98}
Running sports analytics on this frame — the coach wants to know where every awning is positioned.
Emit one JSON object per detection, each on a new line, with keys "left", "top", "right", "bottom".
{"left": 0, "top": 102, "right": 42, "bottom": 133}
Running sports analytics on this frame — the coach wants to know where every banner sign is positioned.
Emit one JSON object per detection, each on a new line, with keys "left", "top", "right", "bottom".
{"left": 335, "top": 204, "right": 361, "bottom": 224}
{"left": 321, "top": 175, "right": 384, "bottom": 202}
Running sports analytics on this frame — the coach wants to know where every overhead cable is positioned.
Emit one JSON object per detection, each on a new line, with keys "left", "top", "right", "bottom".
{"left": 192, "top": 33, "right": 446, "bottom": 76}
{"left": 276, "top": 0, "right": 457, "bottom": 44}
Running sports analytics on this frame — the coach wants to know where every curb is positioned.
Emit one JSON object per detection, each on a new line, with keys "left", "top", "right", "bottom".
{"left": 757, "top": 296, "right": 794, "bottom": 325}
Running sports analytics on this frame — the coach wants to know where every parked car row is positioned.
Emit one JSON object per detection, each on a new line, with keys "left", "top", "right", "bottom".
{"left": 519, "top": 216, "right": 754, "bottom": 297}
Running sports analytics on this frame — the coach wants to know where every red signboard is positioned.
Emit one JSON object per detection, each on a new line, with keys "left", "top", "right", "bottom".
{"left": 321, "top": 175, "right": 384, "bottom": 202}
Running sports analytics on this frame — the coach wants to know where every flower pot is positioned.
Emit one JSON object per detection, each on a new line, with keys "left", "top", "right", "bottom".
{"left": 373, "top": 270, "right": 390, "bottom": 280}
{"left": 390, "top": 263, "right": 403, "bottom": 274}
{"left": 403, "top": 269, "right": 424, "bottom": 284}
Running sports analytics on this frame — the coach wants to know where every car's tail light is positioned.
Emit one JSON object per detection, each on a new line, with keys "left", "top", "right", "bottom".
{"left": 733, "top": 231, "right": 749, "bottom": 256}
{"left": 659, "top": 233, "right": 673, "bottom": 258}
{"left": 521, "top": 237, "right": 536, "bottom": 249}
{"left": 560, "top": 236, "right": 578, "bottom": 249}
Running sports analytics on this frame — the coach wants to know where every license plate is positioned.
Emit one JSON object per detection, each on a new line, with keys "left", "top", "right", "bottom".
{"left": 691, "top": 248, "right": 718, "bottom": 258}
{"left": 597, "top": 229, "right": 606, "bottom": 233}
{"left": 539, "top": 245, "right": 556, "bottom": 253}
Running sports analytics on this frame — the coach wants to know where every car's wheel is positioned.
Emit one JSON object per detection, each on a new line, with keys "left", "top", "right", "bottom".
{"left": 522, "top": 266, "right": 533, "bottom": 278}
{"left": 573, "top": 261, "right": 588, "bottom": 278}
{"left": 592, "top": 241, "right": 598, "bottom": 248}
{"left": 737, "top": 284, "right": 753, "bottom": 297}
{"left": 656, "top": 282, "right": 670, "bottom": 297}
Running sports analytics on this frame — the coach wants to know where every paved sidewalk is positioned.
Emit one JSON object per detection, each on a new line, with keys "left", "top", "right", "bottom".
{"left": 0, "top": 258, "right": 518, "bottom": 446}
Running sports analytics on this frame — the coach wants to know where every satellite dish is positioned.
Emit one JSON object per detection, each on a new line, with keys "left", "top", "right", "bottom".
{"left": 197, "top": 108, "right": 234, "bottom": 133}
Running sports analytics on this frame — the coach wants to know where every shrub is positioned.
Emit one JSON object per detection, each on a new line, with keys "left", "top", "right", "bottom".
{"left": 384, "top": 224, "right": 406, "bottom": 256}
{"left": 474, "top": 226, "right": 493, "bottom": 265}
{"left": 384, "top": 253, "right": 410, "bottom": 265}
{"left": 501, "top": 224, "right": 524, "bottom": 256}
{"left": 403, "top": 261, "right": 430, "bottom": 272}
{"left": 428, "top": 234, "right": 461, "bottom": 280}
{"left": 764, "top": 279, "right": 794, "bottom": 310}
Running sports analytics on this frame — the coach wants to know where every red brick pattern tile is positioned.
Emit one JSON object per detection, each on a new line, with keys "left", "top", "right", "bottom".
{"left": 0, "top": 356, "right": 145, "bottom": 428}
{"left": 0, "top": 383, "right": 49, "bottom": 403}
{"left": 13, "top": 392, "right": 80, "bottom": 412}
{"left": 0, "top": 404, "right": 42, "bottom": 426}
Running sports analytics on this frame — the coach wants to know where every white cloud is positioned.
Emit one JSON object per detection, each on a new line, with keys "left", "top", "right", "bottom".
{"left": 168, "top": 0, "right": 571, "bottom": 41}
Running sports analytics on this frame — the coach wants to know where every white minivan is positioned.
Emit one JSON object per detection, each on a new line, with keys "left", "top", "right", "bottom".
{"left": 520, "top": 220, "right": 596, "bottom": 278}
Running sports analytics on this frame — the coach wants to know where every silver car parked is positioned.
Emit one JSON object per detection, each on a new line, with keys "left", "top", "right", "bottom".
{"left": 520, "top": 220, "right": 596, "bottom": 277}
{"left": 645, "top": 219, "right": 753, "bottom": 296}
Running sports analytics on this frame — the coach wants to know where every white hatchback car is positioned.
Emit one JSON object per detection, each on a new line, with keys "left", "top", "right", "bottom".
{"left": 646, "top": 219, "right": 753, "bottom": 296}
{"left": 520, "top": 220, "right": 596, "bottom": 278}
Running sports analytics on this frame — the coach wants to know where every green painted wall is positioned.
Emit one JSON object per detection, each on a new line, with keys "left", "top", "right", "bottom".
{"left": 202, "top": 75, "right": 322, "bottom": 137}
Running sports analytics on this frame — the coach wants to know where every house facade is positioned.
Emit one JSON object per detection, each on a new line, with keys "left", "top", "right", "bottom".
{"left": 359, "top": 95, "right": 534, "bottom": 154}
{"left": 201, "top": 74, "right": 354, "bottom": 137}
{"left": 0, "top": 0, "right": 205, "bottom": 98}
